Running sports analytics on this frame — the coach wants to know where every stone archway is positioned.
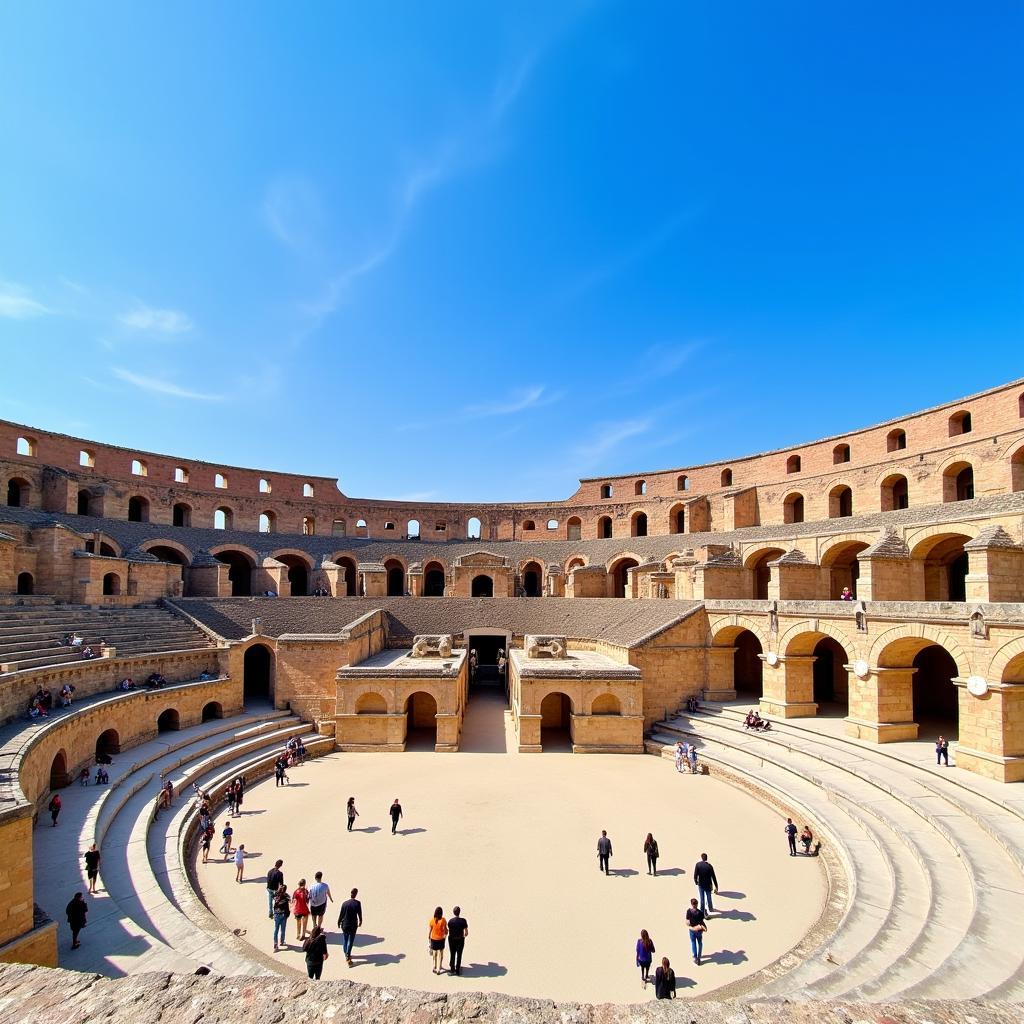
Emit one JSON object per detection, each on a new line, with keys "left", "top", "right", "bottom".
{"left": 243, "top": 643, "right": 273, "bottom": 702}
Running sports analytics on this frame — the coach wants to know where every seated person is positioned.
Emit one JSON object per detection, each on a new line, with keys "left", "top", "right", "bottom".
{"left": 744, "top": 710, "right": 756, "bottom": 729}
{"left": 81, "top": 646, "right": 96, "bottom": 660}
{"left": 78, "top": 767, "right": 90, "bottom": 786}
{"left": 95, "top": 767, "right": 109, "bottom": 785}
{"left": 96, "top": 750, "right": 113, "bottom": 765}
{"left": 800, "top": 825, "right": 814, "bottom": 854}
{"left": 69, "top": 633, "right": 84, "bottom": 647}
{"left": 198, "top": 668, "right": 214, "bottom": 681}
{"left": 60, "top": 683, "right": 75, "bottom": 707}
{"left": 27, "top": 701, "right": 45, "bottom": 719}
{"left": 119, "top": 677, "right": 135, "bottom": 691}
{"left": 839, "top": 587, "right": 854, "bottom": 601}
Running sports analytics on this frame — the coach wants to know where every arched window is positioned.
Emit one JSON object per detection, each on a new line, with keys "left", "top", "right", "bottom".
{"left": 79, "top": 450, "right": 94, "bottom": 467}
{"left": 887, "top": 428, "right": 907, "bottom": 452}
{"left": 215, "top": 473, "right": 228, "bottom": 488}
{"left": 16, "top": 436, "right": 35, "bottom": 457}
{"left": 881, "top": 474, "right": 909, "bottom": 511}
{"left": 102, "top": 572, "right": 121, "bottom": 596}
{"left": 172, "top": 502, "right": 191, "bottom": 527}
{"left": 407, "top": 519, "right": 420, "bottom": 538}
{"left": 949, "top": 411, "right": 972, "bottom": 436}
{"left": 214, "top": 506, "right": 233, "bottom": 530}
{"left": 302, "top": 516, "right": 315, "bottom": 536}
{"left": 677, "top": 474, "right": 689, "bottom": 491}
{"left": 670, "top": 504, "right": 685, "bottom": 534}
{"left": 259, "top": 478, "right": 271, "bottom": 493}
{"left": 943, "top": 462, "right": 974, "bottom": 502}
{"left": 522, "top": 520, "right": 536, "bottom": 531}
{"left": 127, "top": 495, "right": 149, "bottom": 522}
{"left": 566, "top": 516, "right": 582, "bottom": 541}
{"left": 546, "top": 519, "right": 558, "bottom": 531}
{"left": 303, "top": 483, "right": 314, "bottom": 497}
{"left": 16, "top": 571, "right": 33, "bottom": 595}
{"left": 631, "top": 511, "right": 648, "bottom": 537}
{"left": 721, "top": 468, "right": 733, "bottom": 487}
{"left": 828, "top": 485, "right": 853, "bottom": 518}
{"left": 598, "top": 516, "right": 613, "bottom": 539}
{"left": 635, "top": 480, "right": 646, "bottom": 495}
{"left": 467, "top": 516, "right": 481, "bottom": 539}
{"left": 833, "top": 444, "right": 850, "bottom": 464}
{"left": 384, "top": 521, "right": 396, "bottom": 531}
{"left": 131, "top": 458, "right": 147, "bottom": 476}
{"left": 600, "top": 484, "right": 613, "bottom": 499}
{"left": 6, "top": 478, "right": 30, "bottom": 507}
{"left": 1012, "top": 445, "right": 1024, "bottom": 493}
{"left": 1019, "top": 393, "right": 1024, "bottom": 418}
{"left": 783, "top": 493, "right": 804, "bottom": 524}
{"left": 786, "top": 455, "right": 801, "bottom": 474}
{"left": 175, "top": 466, "right": 189, "bottom": 483}
{"left": 259, "top": 511, "right": 275, "bottom": 533}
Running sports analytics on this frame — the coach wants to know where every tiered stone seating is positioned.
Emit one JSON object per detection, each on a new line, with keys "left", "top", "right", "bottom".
{"left": 648, "top": 706, "right": 1024, "bottom": 1001}
{"left": 0, "top": 604, "right": 212, "bottom": 674}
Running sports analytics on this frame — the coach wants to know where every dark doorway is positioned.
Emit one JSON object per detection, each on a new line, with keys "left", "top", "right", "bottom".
{"left": 424, "top": 566, "right": 445, "bottom": 596}
{"left": 406, "top": 692, "right": 438, "bottom": 751}
{"left": 947, "top": 552, "right": 968, "bottom": 602}
{"left": 280, "top": 558, "right": 308, "bottom": 596}
{"left": 471, "top": 574, "right": 493, "bottom": 597}
{"left": 336, "top": 557, "right": 357, "bottom": 596}
{"left": 172, "top": 503, "right": 191, "bottom": 527}
{"left": 540, "top": 692, "right": 572, "bottom": 751}
{"left": 157, "top": 709, "right": 180, "bottom": 733}
{"left": 812, "top": 637, "right": 849, "bottom": 709}
{"left": 522, "top": 565, "right": 542, "bottom": 597}
{"left": 128, "top": 496, "right": 149, "bottom": 522}
{"left": 215, "top": 551, "right": 253, "bottom": 596}
{"left": 912, "top": 645, "right": 959, "bottom": 738}
{"left": 612, "top": 558, "right": 639, "bottom": 598}
{"left": 469, "top": 635, "right": 505, "bottom": 688}
{"left": 244, "top": 644, "right": 272, "bottom": 702}
{"left": 386, "top": 564, "right": 405, "bottom": 596}
{"left": 202, "top": 701, "right": 223, "bottom": 722}
{"left": 17, "top": 572, "right": 33, "bottom": 595}
{"left": 734, "top": 630, "right": 763, "bottom": 697}
{"left": 6, "top": 478, "right": 29, "bottom": 507}
{"left": 49, "top": 750, "right": 70, "bottom": 790}
{"left": 96, "top": 729, "right": 120, "bottom": 761}
{"left": 77, "top": 489, "right": 91, "bottom": 515}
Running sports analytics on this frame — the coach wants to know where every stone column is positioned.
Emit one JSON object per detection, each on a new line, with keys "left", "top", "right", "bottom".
{"left": 704, "top": 645, "right": 738, "bottom": 701}
{"left": 760, "top": 654, "right": 818, "bottom": 718}
{"left": 408, "top": 567, "right": 424, "bottom": 597}
{"left": 767, "top": 550, "right": 823, "bottom": 600}
{"left": 845, "top": 666, "right": 918, "bottom": 742}
{"left": 953, "top": 678, "right": 1024, "bottom": 783}
{"left": 361, "top": 566, "right": 387, "bottom": 598}
{"left": 855, "top": 529, "right": 912, "bottom": 601}
{"left": 964, "top": 527, "right": 1024, "bottom": 603}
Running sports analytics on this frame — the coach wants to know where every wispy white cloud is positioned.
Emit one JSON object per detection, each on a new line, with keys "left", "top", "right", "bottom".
{"left": 574, "top": 418, "right": 653, "bottom": 463}
{"left": 262, "top": 176, "right": 325, "bottom": 256}
{"left": 462, "top": 384, "right": 562, "bottom": 419}
{"left": 118, "top": 305, "right": 194, "bottom": 334}
{"left": 112, "top": 367, "right": 222, "bottom": 401}
{"left": 0, "top": 282, "right": 50, "bottom": 319}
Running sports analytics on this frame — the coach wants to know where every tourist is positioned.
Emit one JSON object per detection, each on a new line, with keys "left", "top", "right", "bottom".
{"left": 653, "top": 956, "right": 676, "bottom": 999}
{"left": 308, "top": 871, "right": 333, "bottom": 930}
{"left": 274, "top": 755, "right": 288, "bottom": 787}
{"left": 686, "top": 898, "right": 707, "bottom": 965}
{"left": 643, "top": 833, "right": 659, "bottom": 876}
{"left": 65, "top": 892, "right": 88, "bottom": 949}
{"left": 60, "top": 683, "right": 75, "bottom": 707}
{"left": 84, "top": 843, "right": 101, "bottom": 894}
{"left": 201, "top": 820, "right": 213, "bottom": 863}
{"left": 674, "top": 741, "right": 686, "bottom": 773}
{"left": 302, "top": 925, "right": 329, "bottom": 979}
{"left": 266, "top": 859, "right": 285, "bottom": 919}
{"left": 936, "top": 735, "right": 949, "bottom": 766}
{"left": 119, "top": 677, "right": 135, "bottom": 691}
{"left": 497, "top": 652, "right": 507, "bottom": 686}
{"left": 226, "top": 781, "right": 237, "bottom": 816}
{"left": 69, "top": 633, "right": 84, "bottom": 648}
{"left": 221, "top": 822, "right": 234, "bottom": 859}
{"left": 81, "top": 646, "right": 97, "bottom": 660}
{"left": 597, "top": 830, "right": 612, "bottom": 875}
{"left": 48, "top": 792, "right": 61, "bottom": 827}
{"left": 840, "top": 586, "right": 854, "bottom": 601}
{"left": 292, "top": 879, "right": 311, "bottom": 941}
{"left": 271, "top": 882, "right": 290, "bottom": 950}
{"left": 338, "top": 887, "right": 363, "bottom": 966}
{"left": 800, "top": 826, "right": 814, "bottom": 855}
{"left": 427, "top": 906, "right": 448, "bottom": 974}
{"left": 447, "top": 905, "right": 468, "bottom": 976}
{"left": 295, "top": 739, "right": 306, "bottom": 763}
{"left": 688, "top": 744, "right": 699, "bottom": 774}
{"left": 469, "top": 648, "right": 478, "bottom": 682}
{"left": 785, "top": 817, "right": 798, "bottom": 856}
{"left": 694, "top": 853, "right": 718, "bottom": 914}
{"left": 95, "top": 767, "right": 109, "bottom": 785}
{"left": 744, "top": 710, "right": 756, "bottom": 729}
{"left": 233, "top": 780, "right": 244, "bottom": 816}
{"left": 78, "top": 767, "right": 90, "bottom": 786}
{"left": 234, "top": 844, "right": 246, "bottom": 882}
{"left": 635, "top": 929, "right": 655, "bottom": 987}
{"left": 389, "top": 797, "right": 403, "bottom": 835}
{"left": 346, "top": 796, "right": 359, "bottom": 832}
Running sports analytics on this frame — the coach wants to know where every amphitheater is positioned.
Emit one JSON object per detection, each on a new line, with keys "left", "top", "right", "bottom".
{"left": 1, "top": 376, "right": 1023, "bottom": 1022}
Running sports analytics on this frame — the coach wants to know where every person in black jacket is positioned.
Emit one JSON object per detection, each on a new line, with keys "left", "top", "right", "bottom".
{"left": 338, "top": 887, "right": 363, "bottom": 966}
{"left": 653, "top": 956, "right": 676, "bottom": 999}
{"left": 66, "top": 892, "right": 88, "bottom": 949}
{"left": 693, "top": 852, "right": 718, "bottom": 914}
{"left": 302, "top": 926, "right": 329, "bottom": 979}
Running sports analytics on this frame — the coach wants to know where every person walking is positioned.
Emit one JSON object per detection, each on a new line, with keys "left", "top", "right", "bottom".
{"left": 686, "top": 898, "right": 707, "bottom": 965}
{"left": 65, "top": 892, "right": 88, "bottom": 949}
{"left": 635, "top": 929, "right": 655, "bottom": 987}
{"left": 234, "top": 844, "right": 246, "bottom": 882}
{"left": 447, "top": 905, "right": 468, "bottom": 975}
{"left": 308, "top": 871, "right": 333, "bottom": 930}
{"left": 936, "top": 735, "right": 949, "bottom": 766}
{"left": 201, "top": 820, "right": 214, "bottom": 864}
{"left": 643, "top": 833, "right": 660, "bottom": 876}
{"left": 653, "top": 956, "right": 676, "bottom": 999}
{"left": 292, "top": 878, "right": 310, "bottom": 941}
{"left": 48, "top": 793, "right": 62, "bottom": 827}
{"left": 274, "top": 755, "right": 288, "bottom": 787}
{"left": 694, "top": 853, "right": 718, "bottom": 914}
{"left": 338, "top": 887, "right": 363, "bottom": 966}
{"left": 233, "top": 779, "right": 244, "bottom": 816}
{"left": 390, "top": 798, "right": 403, "bottom": 835}
{"left": 785, "top": 817, "right": 798, "bottom": 856}
{"left": 221, "top": 822, "right": 234, "bottom": 860}
{"left": 597, "top": 830, "right": 613, "bottom": 875}
{"left": 226, "top": 783, "right": 237, "bottom": 816}
{"left": 346, "top": 797, "right": 359, "bottom": 832}
{"left": 84, "top": 843, "right": 101, "bottom": 894}
{"left": 427, "top": 906, "right": 448, "bottom": 974}
{"left": 302, "top": 925, "right": 329, "bottom": 979}
{"left": 674, "top": 741, "right": 687, "bottom": 773}
{"left": 266, "top": 859, "right": 285, "bottom": 919}
{"left": 272, "top": 883, "right": 290, "bottom": 951}
{"left": 688, "top": 744, "right": 699, "bottom": 774}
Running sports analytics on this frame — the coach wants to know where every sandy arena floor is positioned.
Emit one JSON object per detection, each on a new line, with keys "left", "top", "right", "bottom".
{"left": 195, "top": 693, "right": 827, "bottom": 1003}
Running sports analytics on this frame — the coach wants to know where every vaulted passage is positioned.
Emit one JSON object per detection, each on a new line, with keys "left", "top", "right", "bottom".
{"left": 539, "top": 692, "right": 572, "bottom": 751}
{"left": 912, "top": 645, "right": 959, "bottom": 740}
{"left": 406, "top": 691, "right": 438, "bottom": 751}
{"left": 215, "top": 550, "right": 254, "bottom": 596}
{"left": 734, "top": 630, "right": 763, "bottom": 698}
{"left": 471, "top": 574, "right": 493, "bottom": 597}
{"left": 812, "top": 636, "right": 849, "bottom": 711}
{"left": 243, "top": 643, "right": 273, "bottom": 702}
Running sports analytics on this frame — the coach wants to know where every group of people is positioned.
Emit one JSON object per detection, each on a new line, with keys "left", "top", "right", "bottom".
{"left": 784, "top": 817, "right": 820, "bottom": 856}
{"left": 78, "top": 765, "right": 109, "bottom": 785}
{"left": 673, "top": 740, "right": 701, "bottom": 773}
{"left": 272, "top": 739, "right": 307, "bottom": 787}
{"left": 27, "top": 683, "right": 77, "bottom": 719}
{"left": 743, "top": 710, "right": 772, "bottom": 731}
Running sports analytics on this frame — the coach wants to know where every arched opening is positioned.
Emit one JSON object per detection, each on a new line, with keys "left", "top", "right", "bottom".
{"left": 823, "top": 541, "right": 869, "bottom": 599}
{"left": 5, "top": 478, "right": 30, "bottom": 507}
{"left": 591, "top": 693, "right": 621, "bottom": 715}
{"left": 943, "top": 462, "right": 974, "bottom": 503}
{"left": 522, "top": 520, "right": 536, "bottom": 532}
{"left": 948, "top": 410, "right": 972, "bottom": 436}
{"left": 172, "top": 502, "right": 191, "bottom": 527}
{"left": 540, "top": 692, "right": 572, "bottom": 751}
{"left": 786, "top": 454, "right": 801, "bottom": 474}
{"left": 833, "top": 444, "right": 851, "bottom": 464}
{"left": 424, "top": 562, "right": 445, "bottom": 597}
{"left": 95, "top": 729, "right": 120, "bottom": 761}
{"left": 407, "top": 519, "right": 420, "bottom": 539}
{"left": 175, "top": 467, "right": 189, "bottom": 483}
{"left": 259, "top": 478, "right": 272, "bottom": 494}
{"left": 521, "top": 561, "right": 543, "bottom": 597}
{"left": 631, "top": 512, "right": 648, "bottom": 538}
{"left": 733, "top": 630, "right": 763, "bottom": 698}
{"left": 721, "top": 468, "right": 733, "bottom": 487}
{"left": 566, "top": 516, "right": 582, "bottom": 541}
{"left": 811, "top": 636, "right": 849, "bottom": 711}
{"left": 783, "top": 493, "right": 804, "bottom": 524}
{"left": 887, "top": 428, "right": 907, "bottom": 452}
{"left": 677, "top": 474, "right": 689, "bottom": 491}
{"left": 598, "top": 516, "right": 613, "bottom": 539}
{"left": 1011, "top": 445, "right": 1024, "bottom": 492}
{"left": 912, "top": 644, "right": 960, "bottom": 739}
{"left": 278, "top": 554, "right": 310, "bottom": 596}
{"left": 881, "top": 474, "right": 909, "bottom": 511}
{"left": 747, "top": 548, "right": 784, "bottom": 600}
{"left": 259, "top": 511, "right": 275, "bottom": 533}
{"left": 600, "top": 484, "right": 613, "bottom": 499}
{"left": 828, "top": 485, "right": 853, "bottom": 518}
{"left": 610, "top": 557, "right": 639, "bottom": 598}
{"left": 157, "top": 708, "right": 180, "bottom": 733}
{"left": 16, "top": 572, "right": 33, "bottom": 595}
{"left": 77, "top": 489, "right": 94, "bottom": 516}
{"left": 385, "top": 559, "right": 405, "bottom": 597}
{"left": 303, "top": 482, "right": 314, "bottom": 498}
{"left": 201, "top": 701, "right": 223, "bottom": 722}
{"left": 214, "top": 473, "right": 228, "bottom": 489}
{"left": 635, "top": 480, "right": 646, "bottom": 495}
{"left": 243, "top": 643, "right": 273, "bottom": 702}
{"left": 546, "top": 519, "right": 559, "bottom": 532}
{"left": 669, "top": 503, "right": 686, "bottom": 534}
{"left": 127, "top": 495, "right": 149, "bottom": 522}
{"left": 302, "top": 516, "right": 315, "bottom": 536}
{"left": 566, "top": 557, "right": 586, "bottom": 574}
{"left": 335, "top": 557, "right": 357, "bottom": 596}
{"left": 102, "top": 572, "right": 121, "bottom": 596}
{"left": 215, "top": 550, "right": 254, "bottom": 596}
{"left": 915, "top": 534, "right": 971, "bottom": 601}
{"left": 214, "top": 507, "right": 233, "bottom": 530}
{"left": 471, "top": 574, "right": 494, "bottom": 598}
{"left": 467, "top": 516, "right": 482, "bottom": 540}
{"left": 147, "top": 545, "right": 189, "bottom": 567}
{"left": 49, "top": 750, "right": 69, "bottom": 790}
{"left": 131, "top": 459, "right": 147, "bottom": 477}
{"left": 356, "top": 692, "right": 388, "bottom": 714}
{"left": 80, "top": 450, "right": 94, "bottom": 467}
{"left": 406, "top": 691, "right": 438, "bottom": 750}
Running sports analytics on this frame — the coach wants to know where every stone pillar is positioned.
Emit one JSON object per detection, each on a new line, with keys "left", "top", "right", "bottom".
{"left": 953, "top": 678, "right": 1024, "bottom": 783}
{"left": 546, "top": 566, "right": 564, "bottom": 597}
{"left": 361, "top": 566, "right": 387, "bottom": 598}
{"left": 767, "top": 550, "right": 823, "bottom": 600}
{"left": 759, "top": 654, "right": 818, "bottom": 718}
{"left": 704, "top": 646, "right": 738, "bottom": 701}
{"left": 186, "top": 561, "right": 227, "bottom": 597}
{"left": 693, "top": 553, "right": 747, "bottom": 599}
{"left": 845, "top": 666, "right": 919, "bottom": 742}
{"left": 317, "top": 564, "right": 341, "bottom": 596}
{"left": 253, "top": 560, "right": 288, "bottom": 597}
{"left": 408, "top": 566, "right": 424, "bottom": 597}
{"left": 964, "top": 527, "right": 1024, "bottom": 603}
{"left": 855, "top": 529, "right": 912, "bottom": 602}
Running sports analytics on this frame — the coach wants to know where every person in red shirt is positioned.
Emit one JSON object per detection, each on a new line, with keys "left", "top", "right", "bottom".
{"left": 292, "top": 879, "right": 311, "bottom": 941}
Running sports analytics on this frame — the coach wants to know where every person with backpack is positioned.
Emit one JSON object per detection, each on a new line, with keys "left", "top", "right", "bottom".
{"left": 302, "top": 925, "right": 329, "bottom": 979}
{"left": 48, "top": 793, "right": 62, "bottom": 827}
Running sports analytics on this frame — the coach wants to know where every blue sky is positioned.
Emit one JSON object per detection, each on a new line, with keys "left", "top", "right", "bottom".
{"left": 1, "top": 2, "right": 1021, "bottom": 502}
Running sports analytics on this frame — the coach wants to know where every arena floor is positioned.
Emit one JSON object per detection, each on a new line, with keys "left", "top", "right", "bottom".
{"left": 194, "top": 692, "right": 827, "bottom": 1003}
